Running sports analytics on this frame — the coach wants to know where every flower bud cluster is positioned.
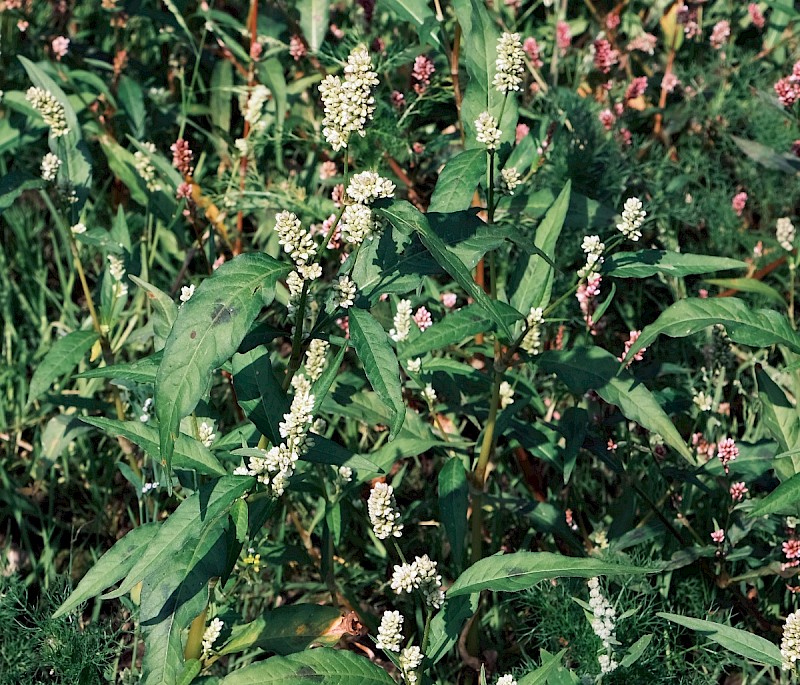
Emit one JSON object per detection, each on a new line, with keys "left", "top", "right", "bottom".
{"left": 134, "top": 143, "right": 162, "bottom": 192}
{"left": 333, "top": 274, "right": 357, "bottom": 309}
{"left": 368, "top": 482, "right": 404, "bottom": 540}
{"left": 201, "top": 617, "right": 224, "bottom": 658}
{"left": 340, "top": 171, "right": 395, "bottom": 246}
{"left": 391, "top": 554, "right": 445, "bottom": 609}
{"left": 305, "top": 338, "right": 330, "bottom": 381}
{"left": 520, "top": 307, "right": 545, "bottom": 354}
{"left": 588, "top": 577, "right": 618, "bottom": 674}
{"left": 40, "top": 153, "right": 61, "bottom": 181}
{"left": 376, "top": 610, "right": 404, "bottom": 652}
{"left": 399, "top": 645, "right": 424, "bottom": 685}
{"left": 578, "top": 235, "right": 605, "bottom": 278}
{"left": 26, "top": 87, "right": 70, "bottom": 137}
{"left": 783, "top": 610, "right": 800, "bottom": 671}
{"left": 493, "top": 32, "right": 525, "bottom": 94}
{"left": 475, "top": 111, "right": 501, "bottom": 151}
{"left": 319, "top": 45, "right": 379, "bottom": 151}
{"left": 616, "top": 197, "right": 646, "bottom": 241}
{"left": 390, "top": 299, "right": 413, "bottom": 342}
{"left": 777, "top": 217, "right": 796, "bottom": 252}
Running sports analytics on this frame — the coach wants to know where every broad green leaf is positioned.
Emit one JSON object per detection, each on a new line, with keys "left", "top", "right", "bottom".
{"left": 19, "top": 56, "right": 92, "bottom": 208}
{"left": 105, "top": 476, "right": 254, "bottom": 599}
{"left": 757, "top": 369, "right": 800, "bottom": 455}
{"left": 130, "top": 275, "right": 179, "bottom": 350}
{"left": 27, "top": 329, "right": 99, "bottom": 405}
{"left": 419, "top": 593, "right": 479, "bottom": 665}
{"left": 0, "top": 171, "right": 44, "bottom": 214}
{"left": 518, "top": 649, "right": 568, "bottom": 685}
{"left": 751, "top": 472, "right": 800, "bottom": 516}
{"left": 657, "top": 613, "right": 782, "bottom": 667}
{"left": 603, "top": 251, "right": 747, "bottom": 278}
{"left": 620, "top": 634, "right": 653, "bottom": 668}
{"left": 76, "top": 352, "right": 162, "bottom": 384}
{"left": 140, "top": 521, "right": 229, "bottom": 685}
{"left": 310, "top": 341, "right": 347, "bottom": 413}
{"left": 177, "top": 660, "right": 202, "bottom": 685}
{"left": 627, "top": 298, "right": 800, "bottom": 359}
{"left": 377, "top": 201, "right": 516, "bottom": 338}
{"left": 80, "top": 416, "right": 226, "bottom": 477}
{"left": 538, "top": 347, "right": 693, "bottom": 462}
{"left": 438, "top": 458, "right": 469, "bottom": 568}
{"left": 399, "top": 302, "right": 520, "bottom": 360}
{"left": 428, "top": 149, "right": 486, "bottom": 213}
{"left": 53, "top": 523, "right": 159, "bottom": 618}
{"left": 348, "top": 308, "right": 405, "bottom": 438}
{"left": 381, "top": 0, "right": 440, "bottom": 46}
{"left": 219, "top": 647, "right": 395, "bottom": 685}
{"left": 297, "top": 0, "right": 329, "bottom": 51}
{"left": 448, "top": 551, "right": 652, "bottom": 596}
{"left": 510, "top": 182, "right": 571, "bottom": 316}
{"left": 704, "top": 278, "right": 786, "bottom": 306}
{"left": 219, "top": 605, "right": 344, "bottom": 656}
{"left": 210, "top": 61, "right": 233, "bottom": 131}
{"left": 731, "top": 135, "right": 800, "bottom": 174}
{"left": 118, "top": 75, "right": 145, "bottom": 138}
{"left": 156, "top": 254, "right": 289, "bottom": 473}
{"left": 453, "top": 0, "right": 517, "bottom": 147}
{"left": 259, "top": 59, "right": 287, "bottom": 171}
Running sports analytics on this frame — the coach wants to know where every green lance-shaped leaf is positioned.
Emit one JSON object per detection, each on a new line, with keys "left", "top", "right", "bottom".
{"left": 218, "top": 647, "right": 396, "bottom": 685}
{"left": 297, "top": 0, "right": 330, "bottom": 51}
{"left": 53, "top": 523, "right": 159, "bottom": 618}
{"left": 603, "top": 251, "right": 747, "bottom": 279}
{"left": 156, "top": 254, "right": 289, "bottom": 474}
{"left": 105, "top": 475, "right": 254, "bottom": 600}
{"left": 76, "top": 351, "right": 162, "bottom": 385}
{"left": 348, "top": 308, "right": 405, "bottom": 439}
{"left": 426, "top": 593, "right": 479, "bottom": 665}
{"left": 27, "top": 329, "right": 99, "bottom": 406}
{"left": 447, "top": 551, "right": 652, "bottom": 596}
{"left": 210, "top": 60, "right": 233, "bottom": 132}
{"left": 428, "top": 149, "right": 487, "bottom": 213}
{"left": 377, "top": 201, "right": 517, "bottom": 339}
{"left": 80, "top": 416, "right": 226, "bottom": 477}
{"left": 537, "top": 346, "right": 693, "bottom": 462}
{"left": 704, "top": 278, "right": 786, "bottom": 307}
{"left": 438, "top": 458, "right": 469, "bottom": 568}
{"left": 751, "top": 472, "right": 800, "bottom": 516}
{"left": 19, "top": 56, "right": 92, "bottom": 208}
{"left": 452, "top": 0, "right": 518, "bottom": 148}
{"left": 130, "top": 275, "right": 179, "bottom": 351}
{"left": 657, "top": 613, "right": 782, "bottom": 668}
{"left": 757, "top": 369, "right": 800, "bottom": 455}
{"left": 140, "top": 521, "right": 230, "bottom": 685}
{"left": 218, "top": 605, "right": 345, "bottom": 656}
{"left": 517, "top": 649, "right": 568, "bottom": 685}
{"left": 510, "top": 181, "right": 571, "bottom": 317}
{"left": 381, "top": 0, "right": 440, "bottom": 46}
{"left": 627, "top": 297, "right": 800, "bottom": 361}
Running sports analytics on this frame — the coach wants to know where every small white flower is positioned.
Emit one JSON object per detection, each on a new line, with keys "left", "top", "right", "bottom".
{"left": 244, "top": 84, "right": 270, "bottom": 127}
{"left": 578, "top": 235, "right": 605, "bottom": 277}
{"left": 141, "top": 481, "right": 159, "bottom": 494}
{"left": 493, "top": 32, "right": 525, "bottom": 94}
{"left": 70, "top": 222, "right": 87, "bottom": 235}
{"left": 338, "top": 465, "right": 353, "bottom": 482}
{"left": 40, "top": 153, "right": 61, "bottom": 181}
{"left": 693, "top": 391, "right": 713, "bottom": 412}
{"left": 133, "top": 142, "right": 162, "bottom": 193}
{"left": 198, "top": 421, "right": 216, "bottom": 447}
{"left": 26, "top": 86, "right": 69, "bottom": 137}
{"left": 275, "top": 211, "right": 317, "bottom": 266}
{"left": 499, "top": 381, "right": 514, "bottom": 409}
{"left": 201, "top": 617, "right": 224, "bottom": 658}
{"left": 475, "top": 111, "right": 501, "bottom": 150}
{"left": 406, "top": 358, "right": 422, "bottom": 374}
{"left": 340, "top": 203, "right": 376, "bottom": 245}
{"left": 497, "top": 675, "right": 517, "bottom": 685}
{"left": 347, "top": 171, "right": 396, "bottom": 204}
{"left": 782, "top": 610, "right": 800, "bottom": 670}
{"left": 180, "top": 284, "right": 195, "bottom": 303}
{"left": 376, "top": 610, "right": 404, "bottom": 652}
{"left": 616, "top": 197, "right": 646, "bottom": 241}
{"left": 520, "top": 307, "right": 545, "bottom": 354}
{"left": 305, "top": 338, "right": 330, "bottom": 381}
{"left": 500, "top": 166, "right": 522, "bottom": 194}
{"left": 777, "top": 217, "right": 796, "bottom": 252}
{"left": 399, "top": 645, "right": 424, "bottom": 684}
{"left": 421, "top": 383, "right": 437, "bottom": 406}
{"left": 368, "top": 482, "right": 404, "bottom": 540}
{"left": 108, "top": 254, "right": 125, "bottom": 281}
{"left": 391, "top": 561, "right": 419, "bottom": 594}
{"left": 390, "top": 299, "right": 413, "bottom": 342}
{"left": 333, "top": 275, "right": 357, "bottom": 309}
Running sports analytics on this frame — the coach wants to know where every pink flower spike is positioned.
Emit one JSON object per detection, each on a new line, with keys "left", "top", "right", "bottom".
{"left": 556, "top": 21, "right": 571, "bottom": 53}
{"left": 593, "top": 38, "right": 618, "bottom": 74}
{"left": 515, "top": 123, "right": 530, "bottom": 144}
{"left": 171, "top": 138, "right": 194, "bottom": 176}
{"left": 523, "top": 37, "right": 543, "bottom": 68}
{"left": 730, "top": 482, "right": 748, "bottom": 502}
{"left": 618, "top": 330, "right": 645, "bottom": 365}
{"left": 711, "top": 529, "right": 725, "bottom": 544}
{"left": 731, "top": 192, "right": 747, "bottom": 216}
{"left": 710, "top": 20, "right": 730, "bottom": 49}
{"left": 784, "top": 539, "right": 800, "bottom": 559}
{"left": 52, "top": 36, "right": 70, "bottom": 60}
{"left": 441, "top": 292, "right": 457, "bottom": 308}
{"left": 413, "top": 306, "right": 433, "bottom": 331}
{"left": 717, "top": 437, "right": 739, "bottom": 474}
{"left": 748, "top": 3, "right": 765, "bottom": 29}
{"left": 289, "top": 35, "right": 306, "bottom": 62}
{"left": 412, "top": 55, "right": 435, "bottom": 95}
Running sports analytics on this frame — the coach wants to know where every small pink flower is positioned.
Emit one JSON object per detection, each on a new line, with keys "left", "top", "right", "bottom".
{"left": 748, "top": 3, "right": 765, "bottom": 29}
{"left": 619, "top": 128, "right": 632, "bottom": 146}
{"left": 576, "top": 273, "right": 602, "bottom": 333}
{"left": 212, "top": 255, "right": 226, "bottom": 270}
{"left": 565, "top": 509, "right": 578, "bottom": 531}
{"left": 321, "top": 213, "right": 340, "bottom": 249}
{"left": 412, "top": 141, "right": 425, "bottom": 154}
{"left": 391, "top": 90, "right": 405, "bottom": 109}
{"left": 618, "top": 330, "right": 645, "bottom": 365}
{"left": 17, "top": 20, "right": 29, "bottom": 32}
{"left": 331, "top": 184, "right": 345, "bottom": 207}
{"left": 523, "top": 37, "right": 543, "bottom": 68}
{"left": 607, "top": 439, "right": 618, "bottom": 452}
{"left": 730, "top": 482, "right": 748, "bottom": 501}
{"left": 775, "top": 78, "right": 800, "bottom": 107}
{"left": 51, "top": 36, "right": 70, "bottom": 60}
{"left": 662, "top": 72, "right": 680, "bottom": 94}
{"left": 319, "top": 161, "right": 337, "bottom": 180}
{"left": 329, "top": 24, "right": 344, "bottom": 40}
{"left": 699, "top": 288, "right": 709, "bottom": 298}
{"left": 711, "top": 529, "right": 725, "bottom": 544}
{"left": 717, "top": 437, "right": 739, "bottom": 474}
{"left": 515, "top": 123, "right": 530, "bottom": 144}
{"left": 413, "top": 306, "right": 433, "bottom": 331}
{"left": 289, "top": 35, "right": 306, "bottom": 62}
{"left": 605, "top": 13, "right": 620, "bottom": 30}
{"left": 250, "top": 41, "right": 263, "bottom": 60}
{"left": 753, "top": 241, "right": 763, "bottom": 258}
{"left": 170, "top": 138, "right": 194, "bottom": 176}
{"left": 441, "top": 292, "right": 457, "bottom": 308}
{"left": 784, "top": 539, "right": 800, "bottom": 559}
{"left": 625, "top": 76, "right": 648, "bottom": 101}
{"left": 593, "top": 38, "right": 618, "bottom": 74}
{"left": 710, "top": 20, "right": 730, "bottom": 49}
{"left": 176, "top": 181, "right": 193, "bottom": 200}
{"left": 598, "top": 108, "right": 615, "bottom": 131}
{"left": 556, "top": 21, "right": 571, "bottom": 53}
{"left": 627, "top": 33, "right": 657, "bottom": 55}
{"left": 412, "top": 55, "right": 435, "bottom": 95}
{"left": 732, "top": 192, "right": 748, "bottom": 216}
